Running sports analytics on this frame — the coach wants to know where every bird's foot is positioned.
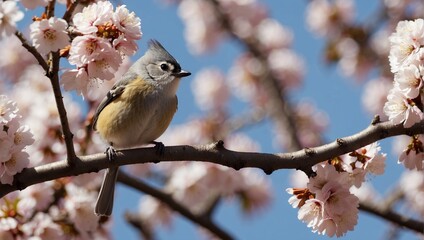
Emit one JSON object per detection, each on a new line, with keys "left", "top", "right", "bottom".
{"left": 105, "top": 146, "right": 117, "bottom": 162}
{"left": 152, "top": 141, "right": 165, "bottom": 156}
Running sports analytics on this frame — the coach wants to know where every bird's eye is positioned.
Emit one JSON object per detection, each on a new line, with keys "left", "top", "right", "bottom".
{"left": 160, "top": 63, "right": 169, "bottom": 71}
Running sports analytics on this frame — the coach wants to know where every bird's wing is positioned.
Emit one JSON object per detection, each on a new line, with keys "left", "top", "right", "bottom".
{"left": 92, "top": 84, "right": 125, "bottom": 131}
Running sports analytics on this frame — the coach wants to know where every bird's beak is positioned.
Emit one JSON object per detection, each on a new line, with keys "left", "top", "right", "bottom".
{"left": 172, "top": 70, "right": 191, "bottom": 78}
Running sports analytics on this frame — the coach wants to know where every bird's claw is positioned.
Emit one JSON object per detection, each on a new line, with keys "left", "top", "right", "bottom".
{"left": 105, "top": 146, "right": 117, "bottom": 162}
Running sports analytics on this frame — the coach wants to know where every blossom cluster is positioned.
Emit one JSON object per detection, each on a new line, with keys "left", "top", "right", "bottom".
{"left": 287, "top": 142, "right": 386, "bottom": 237}
{"left": 61, "top": 1, "right": 142, "bottom": 97}
{"left": 0, "top": 95, "right": 34, "bottom": 185}
{"left": 0, "top": 182, "right": 108, "bottom": 239}
{"left": 383, "top": 19, "right": 424, "bottom": 170}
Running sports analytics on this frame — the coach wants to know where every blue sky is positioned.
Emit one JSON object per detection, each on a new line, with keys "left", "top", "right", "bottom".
{"left": 108, "top": 1, "right": 417, "bottom": 240}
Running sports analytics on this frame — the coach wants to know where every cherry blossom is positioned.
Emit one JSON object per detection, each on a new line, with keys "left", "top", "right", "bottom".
{"left": 72, "top": 1, "right": 114, "bottom": 35}
{"left": 383, "top": 89, "right": 424, "bottom": 127}
{"left": 139, "top": 196, "right": 173, "bottom": 229}
{"left": 0, "top": 95, "right": 33, "bottom": 185}
{"left": 397, "top": 135, "right": 424, "bottom": 170}
{"left": 255, "top": 18, "right": 293, "bottom": 52}
{"left": 394, "top": 64, "right": 423, "bottom": 98}
{"left": 64, "top": 184, "right": 100, "bottom": 234}
{"left": 400, "top": 170, "right": 424, "bottom": 216}
{"left": 362, "top": 77, "right": 392, "bottom": 119}
{"left": 191, "top": 68, "right": 229, "bottom": 111}
{"left": 288, "top": 165, "right": 359, "bottom": 237}
{"left": 19, "top": 0, "right": 48, "bottom": 9}
{"left": 178, "top": 0, "right": 223, "bottom": 54}
{"left": 389, "top": 19, "right": 424, "bottom": 73}
{"left": 0, "top": 1, "right": 24, "bottom": 37}
{"left": 62, "top": 2, "right": 141, "bottom": 97}
{"left": 0, "top": 35, "right": 37, "bottom": 82}
{"left": 30, "top": 17, "right": 70, "bottom": 54}
{"left": 306, "top": 0, "right": 355, "bottom": 37}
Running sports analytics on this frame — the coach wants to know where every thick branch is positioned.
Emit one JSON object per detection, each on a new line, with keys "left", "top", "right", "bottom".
{"left": 2, "top": 120, "right": 423, "bottom": 198}
{"left": 359, "top": 201, "right": 424, "bottom": 233}
{"left": 118, "top": 172, "right": 234, "bottom": 240}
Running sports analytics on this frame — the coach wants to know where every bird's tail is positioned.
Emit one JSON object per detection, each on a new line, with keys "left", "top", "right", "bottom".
{"left": 95, "top": 167, "right": 119, "bottom": 216}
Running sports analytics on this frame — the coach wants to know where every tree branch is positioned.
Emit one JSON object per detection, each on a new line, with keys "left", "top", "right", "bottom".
{"left": 359, "top": 201, "right": 424, "bottom": 233}
{"left": 2, "top": 120, "right": 423, "bottom": 198}
{"left": 118, "top": 171, "right": 234, "bottom": 240}
{"left": 14, "top": 31, "right": 49, "bottom": 72}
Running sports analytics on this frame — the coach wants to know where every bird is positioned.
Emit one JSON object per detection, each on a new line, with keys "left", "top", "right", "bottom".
{"left": 92, "top": 39, "right": 191, "bottom": 216}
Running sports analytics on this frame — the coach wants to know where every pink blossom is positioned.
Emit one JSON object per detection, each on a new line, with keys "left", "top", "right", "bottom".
{"left": 394, "top": 64, "right": 423, "bottom": 98}
{"left": 219, "top": 0, "right": 267, "bottom": 38}
{"left": 113, "top": 5, "right": 142, "bottom": 40}
{"left": 191, "top": 68, "right": 229, "bottom": 111}
{"left": 19, "top": 0, "right": 48, "bottom": 9}
{"left": 0, "top": 1, "right": 24, "bottom": 37}
{"left": 308, "top": 165, "right": 351, "bottom": 193}
{"left": 228, "top": 54, "right": 266, "bottom": 105}
{"left": 267, "top": 48, "right": 305, "bottom": 89}
{"left": 400, "top": 170, "right": 424, "bottom": 216}
{"left": 389, "top": 19, "right": 424, "bottom": 73}
{"left": 344, "top": 142, "right": 387, "bottom": 178}
{"left": 112, "top": 35, "right": 138, "bottom": 55}
{"left": 398, "top": 135, "right": 424, "bottom": 170}
{"left": 64, "top": 184, "right": 99, "bottom": 233}
{"left": 86, "top": 51, "right": 122, "bottom": 80}
{"left": 139, "top": 196, "right": 173, "bottom": 229}
{"left": 68, "top": 35, "right": 114, "bottom": 66}
{"left": 306, "top": 0, "right": 355, "bottom": 37}
{"left": 384, "top": 89, "right": 424, "bottom": 127}
{"left": 0, "top": 151, "right": 30, "bottom": 184}
{"left": 298, "top": 199, "right": 325, "bottom": 230}
{"left": 61, "top": 68, "right": 90, "bottom": 96}
{"left": 22, "top": 213, "right": 64, "bottom": 240}
{"left": 362, "top": 77, "right": 392, "bottom": 119}
{"left": 225, "top": 133, "right": 261, "bottom": 152}
{"left": 255, "top": 18, "right": 293, "bottom": 51}
{"left": 30, "top": 17, "right": 70, "bottom": 54}
{"left": 0, "top": 36, "right": 37, "bottom": 82}
{"left": 0, "top": 95, "right": 19, "bottom": 122}
{"left": 297, "top": 164, "right": 359, "bottom": 236}
{"left": 0, "top": 96, "right": 33, "bottom": 185}
{"left": 178, "top": 0, "right": 223, "bottom": 54}
{"left": 237, "top": 169, "right": 272, "bottom": 214}
{"left": 19, "top": 181, "right": 54, "bottom": 211}
{"left": 72, "top": 1, "right": 114, "bottom": 35}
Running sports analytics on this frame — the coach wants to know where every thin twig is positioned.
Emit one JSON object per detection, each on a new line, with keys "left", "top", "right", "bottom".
{"left": 118, "top": 171, "right": 234, "bottom": 240}
{"left": 14, "top": 31, "right": 49, "bottom": 72}
{"left": 47, "top": 51, "right": 77, "bottom": 165}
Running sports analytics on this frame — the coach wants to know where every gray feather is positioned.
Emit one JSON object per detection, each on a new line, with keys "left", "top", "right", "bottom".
{"left": 95, "top": 167, "right": 119, "bottom": 216}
